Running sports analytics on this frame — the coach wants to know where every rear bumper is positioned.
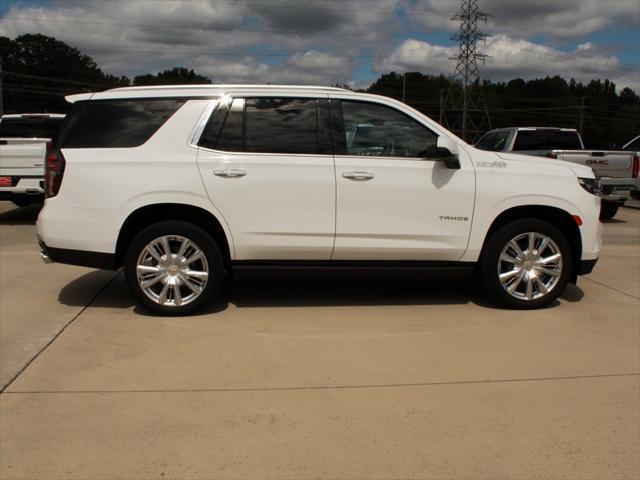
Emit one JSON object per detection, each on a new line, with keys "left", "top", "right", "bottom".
{"left": 600, "top": 177, "right": 639, "bottom": 202}
{"left": 38, "top": 238, "right": 116, "bottom": 270}
{"left": 578, "top": 258, "right": 598, "bottom": 276}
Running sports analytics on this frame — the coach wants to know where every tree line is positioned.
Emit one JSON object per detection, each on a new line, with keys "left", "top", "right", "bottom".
{"left": 2, "top": 34, "right": 639, "bottom": 148}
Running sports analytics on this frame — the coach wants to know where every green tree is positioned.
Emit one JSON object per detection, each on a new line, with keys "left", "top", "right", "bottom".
{"left": 133, "top": 67, "right": 211, "bottom": 86}
{"left": 1, "top": 34, "right": 130, "bottom": 113}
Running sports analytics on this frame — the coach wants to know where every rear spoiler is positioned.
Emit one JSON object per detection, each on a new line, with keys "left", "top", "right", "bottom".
{"left": 65, "top": 93, "right": 94, "bottom": 103}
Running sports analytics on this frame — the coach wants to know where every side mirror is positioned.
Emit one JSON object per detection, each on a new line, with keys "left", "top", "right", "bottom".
{"left": 432, "top": 136, "right": 461, "bottom": 169}
{"left": 435, "top": 146, "right": 461, "bottom": 170}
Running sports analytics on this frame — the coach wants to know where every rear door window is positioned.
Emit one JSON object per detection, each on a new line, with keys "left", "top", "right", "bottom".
{"left": 198, "top": 97, "right": 331, "bottom": 155}
{"left": 56, "top": 99, "right": 185, "bottom": 148}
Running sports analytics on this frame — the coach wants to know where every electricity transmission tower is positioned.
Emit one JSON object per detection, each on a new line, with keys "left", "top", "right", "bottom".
{"left": 442, "top": 0, "right": 491, "bottom": 142}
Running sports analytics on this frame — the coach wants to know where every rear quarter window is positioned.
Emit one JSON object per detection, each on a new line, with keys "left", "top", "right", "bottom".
{"left": 56, "top": 99, "right": 185, "bottom": 148}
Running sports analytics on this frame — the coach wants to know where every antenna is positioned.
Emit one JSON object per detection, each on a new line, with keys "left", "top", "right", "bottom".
{"left": 443, "top": 0, "right": 492, "bottom": 142}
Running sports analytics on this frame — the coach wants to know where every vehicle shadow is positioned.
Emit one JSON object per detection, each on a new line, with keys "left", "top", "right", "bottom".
{"left": 0, "top": 203, "right": 42, "bottom": 225}
{"left": 57, "top": 269, "right": 585, "bottom": 316}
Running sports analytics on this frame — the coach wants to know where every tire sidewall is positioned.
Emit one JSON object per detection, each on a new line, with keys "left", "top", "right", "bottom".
{"left": 480, "top": 219, "right": 573, "bottom": 309}
{"left": 599, "top": 201, "right": 619, "bottom": 221}
{"left": 124, "top": 221, "right": 223, "bottom": 316}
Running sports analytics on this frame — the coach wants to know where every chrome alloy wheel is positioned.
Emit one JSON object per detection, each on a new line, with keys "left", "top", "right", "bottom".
{"left": 136, "top": 235, "right": 209, "bottom": 307}
{"left": 497, "top": 232, "right": 563, "bottom": 301}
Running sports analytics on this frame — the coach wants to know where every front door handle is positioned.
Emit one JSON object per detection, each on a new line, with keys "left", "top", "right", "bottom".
{"left": 214, "top": 169, "right": 247, "bottom": 178}
{"left": 342, "top": 171, "right": 375, "bottom": 181}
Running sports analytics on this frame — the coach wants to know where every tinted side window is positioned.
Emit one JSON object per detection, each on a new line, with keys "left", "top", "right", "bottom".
{"left": 245, "top": 98, "right": 317, "bottom": 154}
{"left": 475, "top": 132, "right": 496, "bottom": 151}
{"left": 339, "top": 101, "right": 437, "bottom": 158}
{"left": 550, "top": 132, "right": 582, "bottom": 149}
{"left": 57, "top": 99, "right": 185, "bottom": 148}
{"left": 0, "top": 117, "right": 64, "bottom": 140}
{"left": 513, "top": 131, "right": 545, "bottom": 151}
{"left": 216, "top": 98, "right": 244, "bottom": 152}
{"left": 199, "top": 97, "right": 331, "bottom": 155}
{"left": 513, "top": 131, "right": 582, "bottom": 151}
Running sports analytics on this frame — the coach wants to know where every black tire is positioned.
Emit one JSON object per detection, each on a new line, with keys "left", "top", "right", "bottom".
{"left": 599, "top": 201, "right": 619, "bottom": 221}
{"left": 124, "top": 221, "right": 223, "bottom": 316}
{"left": 11, "top": 197, "right": 33, "bottom": 208}
{"left": 479, "top": 219, "right": 573, "bottom": 309}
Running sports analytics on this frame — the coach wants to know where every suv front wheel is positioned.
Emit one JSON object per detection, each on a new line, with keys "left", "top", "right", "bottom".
{"left": 479, "top": 219, "right": 572, "bottom": 309}
{"left": 124, "top": 221, "right": 223, "bottom": 316}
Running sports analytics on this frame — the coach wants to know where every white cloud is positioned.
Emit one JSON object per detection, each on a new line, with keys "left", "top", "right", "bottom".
{"left": 375, "top": 35, "right": 639, "bottom": 91}
{"left": 0, "top": 0, "right": 637, "bottom": 89}
{"left": 407, "top": 0, "right": 640, "bottom": 39}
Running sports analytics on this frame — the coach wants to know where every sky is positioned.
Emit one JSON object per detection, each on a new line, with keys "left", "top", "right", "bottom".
{"left": 1, "top": 0, "right": 639, "bottom": 91}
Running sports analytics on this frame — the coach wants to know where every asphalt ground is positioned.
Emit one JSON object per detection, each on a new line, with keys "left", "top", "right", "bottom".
{"left": 0, "top": 201, "right": 638, "bottom": 479}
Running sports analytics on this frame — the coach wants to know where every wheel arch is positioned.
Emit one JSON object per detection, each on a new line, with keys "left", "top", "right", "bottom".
{"left": 115, "top": 203, "right": 233, "bottom": 270}
{"left": 480, "top": 205, "right": 582, "bottom": 283}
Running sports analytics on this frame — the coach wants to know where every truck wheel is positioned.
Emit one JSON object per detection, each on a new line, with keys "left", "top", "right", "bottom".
{"left": 124, "top": 221, "right": 223, "bottom": 316}
{"left": 599, "top": 201, "right": 619, "bottom": 221}
{"left": 479, "top": 219, "right": 572, "bottom": 309}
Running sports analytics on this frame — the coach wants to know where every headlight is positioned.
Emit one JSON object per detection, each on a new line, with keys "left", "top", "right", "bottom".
{"left": 578, "top": 177, "right": 601, "bottom": 196}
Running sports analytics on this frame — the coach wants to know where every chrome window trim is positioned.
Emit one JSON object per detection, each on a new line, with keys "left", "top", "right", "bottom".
{"left": 197, "top": 146, "right": 333, "bottom": 159}
{"left": 333, "top": 154, "right": 442, "bottom": 162}
{"left": 188, "top": 98, "right": 222, "bottom": 148}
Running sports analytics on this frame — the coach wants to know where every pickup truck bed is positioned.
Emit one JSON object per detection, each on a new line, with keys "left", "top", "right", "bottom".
{"left": 0, "top": 113, "right": 65, "bottom": 207}
{"left": 549, "top": 149, "right": 639, "bottom": 203}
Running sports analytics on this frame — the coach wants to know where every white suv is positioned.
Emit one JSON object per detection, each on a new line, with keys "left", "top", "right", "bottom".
{"left": 37, "top": 85, "right": 602, "bottom": 315}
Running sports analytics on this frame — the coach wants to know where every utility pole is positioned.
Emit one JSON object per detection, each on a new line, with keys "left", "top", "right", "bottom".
{"left": 442, "top": 0, "right": 491, "bottom": 142}
{"left": 402, "top": 72, "right": 406, "bottom": 103}
{"left": 0, "top": 60, "right": 3, "bottom": 117}
{"left": 578, "top": 96, "right": 585, "bottom": 135}
{"left": 439, "top": 89, "right": 444, "bottom": 124}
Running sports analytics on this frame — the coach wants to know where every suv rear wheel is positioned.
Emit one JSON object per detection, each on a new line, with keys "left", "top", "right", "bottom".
{"left": 479, "top": 219, "right": 572, "bottom": 309}
{"left": 124, "top": 221, "right": 223, "bottom": 316}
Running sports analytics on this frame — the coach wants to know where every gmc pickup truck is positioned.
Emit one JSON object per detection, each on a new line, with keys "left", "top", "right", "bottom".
{"left": 0, "top": 113, "right": 65, "bottom": 207}
{"left": 475, "top": 127, "right": 639, "bottom": 220}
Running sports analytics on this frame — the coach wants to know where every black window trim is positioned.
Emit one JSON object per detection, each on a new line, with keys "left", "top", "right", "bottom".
{"left": 330, "top": 98, "right": 440, "bottom": 161}
{"left": 196, "top": 95, "right": 334, "bottom": 157}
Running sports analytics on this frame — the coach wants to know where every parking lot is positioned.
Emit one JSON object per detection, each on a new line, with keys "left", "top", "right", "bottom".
{"left": 0, "top": 201, "right": 638, "bottom": 478}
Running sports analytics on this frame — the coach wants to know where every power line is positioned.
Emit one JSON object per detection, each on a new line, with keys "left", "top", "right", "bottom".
{"left": 1, "top": 16, "right": 451, "bottom": 38}
{"left": 3, "top": 71, "right": 117, "bottom": 89}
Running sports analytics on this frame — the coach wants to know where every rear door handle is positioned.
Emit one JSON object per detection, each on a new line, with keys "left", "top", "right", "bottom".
{"left": 342, "top": 171, "right": 375, "bottom": 181}
{"left": 214, "top": 169, "right": 247, "bottom": 178}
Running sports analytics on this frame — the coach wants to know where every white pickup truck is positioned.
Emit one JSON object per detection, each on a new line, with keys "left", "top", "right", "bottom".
{"left": 475, "top": 127, "right": 639, "bottom": 220}
{"left": 0, "top": 113, "right": 66, "bottom": 207}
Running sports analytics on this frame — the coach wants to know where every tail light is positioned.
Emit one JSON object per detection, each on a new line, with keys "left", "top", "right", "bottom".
{"left": 545, "top": 152, "right": 557, "bottom": 159}
{"left": 633, "top": 155, "right": 639, "bottom": 178}
{"left": 45, "top": 144, "right": 66, "bottom": 198}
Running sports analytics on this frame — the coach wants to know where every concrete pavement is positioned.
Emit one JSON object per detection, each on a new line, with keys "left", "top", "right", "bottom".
{"left": 0, "top": 203, "right": 638, "bottom": 479}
